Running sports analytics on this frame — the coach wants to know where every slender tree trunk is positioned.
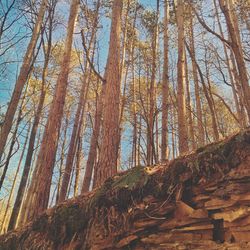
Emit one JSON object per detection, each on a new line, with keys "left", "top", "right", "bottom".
{"left": 185, "top": 52, "right": 195, "bottom": 150}
{"left": 21, "top": 0, "right": 80, "bottom": 224}
{"left": 155, "top": 113, "right": 159, "bottom": 163}
{"left": 17, "top": 126, "right": 42, "bottom": 227}
{"left": 161, "top": 0, "right": 170, "bottom": 162}
{"left": 176, "top": 0, "right": 189, "bottom": 154}
{"left": 74, "top": 131, "right": 83, "bottom": 197}
{"left": 185, "top": 41, "right": 220, "bottom": 141}
{"left": 120, "top": 0, "right": 130, "bottom": 79}
{"left": 58, "top": 75, "right": 88, "bottom": 202}
{"left": 0, "top": 87, "right": 28, "bottom": 191}
{"left": 0, "top": 0, "right": 47, "bottom": 160}
{"left": 56, "top": 110, "right": 70, "bottom": 204}
{"left": 59, "top": 0, "right": 101, "bottom": 198}
{"left": 230, "top": 51, "right": 247, "bottom": 126}
{"left": 95, "top": 0, "right": 123, "bottom": 187}
{"left": 131, "top": 37, "right": 138, "bottom": 167}
{"left": 137, "top": 115, "right": 142, "bottom": 166}
{"left": 171, "top": 104, "right": 176, "bottom": 159}
{"left": 213, "top": 0, "right": 245, "bottom": 128}
{"left": 187, "top": 14, "right": 205, "bottom": 147}
{"left": 8, "top": 25, "right": 53, "bottom": 231}
{"left": 201, "top": 77, "right": 220, "bottom": 141}
{"left": 117, "top": 0, "right": 133, "bottom": 171}
{"left": 82, "top": 85, "right": 105, "bottom": 192}
{"left": 147, "top": 0, "right": 159, "bottom": 165}
{"left": 219, "top": 0, "right": 250, "bottom": 121}
{"left": 1, "top": 123, "right": 30, "bottom": 233}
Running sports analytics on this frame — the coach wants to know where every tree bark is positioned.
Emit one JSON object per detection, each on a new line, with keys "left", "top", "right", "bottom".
{"left": 187, "top": 13, "right": 205, "bottom": 147}
{"left": 161, "top": 0, "right": 170, "bottom": 162}
{"left": 186, "top": 42, "right": 220, "bottom": 141}
{"left": 176, "top": 0, "right": 189, "bottom": 154}
{"left": 82, "top": 85, "right": 105, "bottom": 192}
{"left": 21, "top": 0, "right": 80, "bottom": 224}
{"left": 94, "top": 0, "right": 123, "bottom": 187}
{"left": 74, "top": 130, "right": 83, "bottom": 197}
{"left": 147, "top": 0, "right": 159, "bottom": 165}
{"left": 213, "top": 0, "right": 246, "bottom": 128}
{"left": 7, "top": 15, "right": 54, "bottom": 230}
{"left": 185, "top": 52, "right": 195, "bottom": 150}
{"left": 219, "top": 0, "right": 250, "bottom": 121}
{"left": 57, "top": 75, "right": 88, "bottom": 202}
{"left": 56, "top": 109, "right": 71, "bottom": 204}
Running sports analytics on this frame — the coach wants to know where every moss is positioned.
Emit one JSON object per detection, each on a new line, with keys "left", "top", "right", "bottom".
{"left": 112, "top": 166, "right": 149, "bottom": 191}
{"left": 159, "top": 130, "right": 250, "bottom": 200}
{"left": 195, "top": 131, "right": 250, "bottom": 174}
{"left": 113, "top": 166, "right": 156, "bottom": 212}
{"left": 48, "top": 203, "right": 87, "bottom": 246}
{"left": 88, "top": 177, "right": 114, "bottom": 211}
{"left": 87, "top": 167, "right": 150, "bottom": 213}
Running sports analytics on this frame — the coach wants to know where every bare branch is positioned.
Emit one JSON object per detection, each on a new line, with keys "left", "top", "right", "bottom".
{"left": 80, "top": 30, "right": 105, "bottom": 83}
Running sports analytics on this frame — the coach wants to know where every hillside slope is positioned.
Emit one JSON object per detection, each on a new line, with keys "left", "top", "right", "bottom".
{"left": 1, "top": 129, "right": 250, "bottom": 249}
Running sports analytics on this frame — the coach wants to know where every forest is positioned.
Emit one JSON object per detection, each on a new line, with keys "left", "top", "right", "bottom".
{"left": 0, "top": 0, "right": 250, "bottom": 248}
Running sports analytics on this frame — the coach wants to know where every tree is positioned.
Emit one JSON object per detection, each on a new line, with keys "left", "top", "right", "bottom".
{"left": 176, "top": 0, "right": 189, "bottom": 154}
{"left": 219, "top": 0, "right": 250, "bottom": 122}
{"left": 19, "top": 0, "right": 80, "bottom": 224}
{"left": 58, "top": 0, "right": 100, "bottom": 201}
{"left": 94, "top": 0, "right": 123, "bottom": 187}
{"left": 147, "top": 0, "right": 159, "bottom": 165}
{"left": 7, "top": 0, "right": 57, "bottom": 230}
{"left": 186, "top": 7, "right": 205, "bottom": 146}
{"left": 161, "top": 0, "right": 170, "bottom": 162}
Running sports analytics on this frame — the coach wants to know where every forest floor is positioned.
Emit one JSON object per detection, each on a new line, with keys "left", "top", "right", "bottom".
{"left": 1, "top": 128, "right": 250, "bottom": 249}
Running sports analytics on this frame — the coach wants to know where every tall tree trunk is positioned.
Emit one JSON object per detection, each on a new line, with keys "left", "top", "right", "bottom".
{"left": 0, "top": 0, "right": 47, "bottom": 160}
{"left": 0, "top": 85, "right": 28, "bottom": 191}
{"left": 131, "top": 20, "right": 138, "bottom": 167}
{"left": 161, "top": 0, "right": 170, "bottom": 162}
{"left": 57, "top": 74, "right": 88, "bottom": 202}
{"left": 171, "top": 103, "right": 177, "bottom": 159}
{"left": 213, "top": 0, "right": 245, "bottom": 128}
{"left": 7, "top": 21, "right": 54, "bottom": 231}
{"left": 185, "top": 52, "right": 195, "bottom": 150}
{"left": 176, "top": 0, "right": 189, "bottom": 154}
{"left": 187, "top": 13, "right": 205, "bottom": 147}
{"left": 147, "top": 0, "right": 159, "bottom": 165}
{"left": 17, "top": 126, "right": 43, "bottom": 227}
{"left": 74, "top": 129, "right": 83, "bottom": 197}
{"left": 56, "top": 110, "right": 70, "bottom": 204}
{"left": 230, "top": 51, "right": 247, "bottom": 126}
{"left": 82, "top": 84, "right": 104, "bottom": 192}
{"left": 205, "top": 59, "right": 222, "bottom": 137}
{"left": 94, "top": 0, "right": 123, "bottom": 187}
{"left": 219, "top": 0, "right": 250, "bottom": 121}
{"left": 186, "top": 42, "right": 220, "bottom": 141}
{"left": 21, "top": 0, "right": 80, "bottom": 224}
